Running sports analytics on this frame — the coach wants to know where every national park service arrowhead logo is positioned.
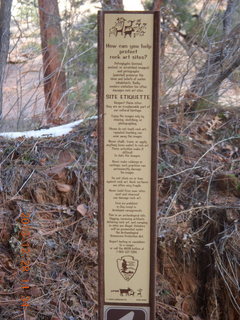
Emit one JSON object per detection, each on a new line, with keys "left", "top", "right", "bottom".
{"left": 117, "top": 256, "right": 139, "bottom": 281}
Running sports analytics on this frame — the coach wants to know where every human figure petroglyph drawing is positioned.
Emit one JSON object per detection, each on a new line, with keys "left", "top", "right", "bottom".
{"left": 122, "top": 259, "right": 127, "bottom": 273}
{"left": 124, "top": 20, "right": 135, "bottom": 38}
{"left": 137, "top": 289, "right": 143, "bottom": 297}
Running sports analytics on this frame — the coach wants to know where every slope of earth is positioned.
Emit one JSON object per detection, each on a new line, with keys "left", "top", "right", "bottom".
{"left": 0, "top": 110, "right": 239, "bottom": 320}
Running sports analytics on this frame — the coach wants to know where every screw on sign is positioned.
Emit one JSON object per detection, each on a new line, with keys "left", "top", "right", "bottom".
{"left": 106, "top": 309, "right": 146, "bottom": 320}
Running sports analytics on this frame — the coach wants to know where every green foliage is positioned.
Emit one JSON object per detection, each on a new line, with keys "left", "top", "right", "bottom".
{"left": 22, "top": 152, "right": 36, "bottom": 164}
{"left": 15, "top": 0, "right": 39, "bottom": 26}
{"left": 69, "top": 0, "right": 86, "bottom": 8}
{"left": 68, "top": 79, "right": 96, "bottom": 115}
{"left": 142, "top": 0, "right": 153, "bottom": 11}
{"left": 170, "top": 0, "right": 224, "bottom": 45}
{"left": 217, "top": 112, "right": 228, "bottom": 121}
{"left": 20, "top": 41, "right": 41, "bottom": 57}
{"left": 66, "top": 13, "right": 97, "bottom": 80}
{"left": 158, "top": 161, "right": 171, "bottom": 174}
{"left": 62, "top": 7, "right": 98, "bottom": 113}
{"left": 170, "top": 0, "right": 195, "bottom": 32}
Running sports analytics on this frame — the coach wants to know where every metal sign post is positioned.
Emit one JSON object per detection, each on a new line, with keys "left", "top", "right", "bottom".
{"left": 98, "top": 11, "right": 160, "bottom": 320}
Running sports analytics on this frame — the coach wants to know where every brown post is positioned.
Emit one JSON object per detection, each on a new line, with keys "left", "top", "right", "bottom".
{"left": 98, "top": 11, "right": 160, "bottom": 320}
{"left": 38, "top": 0, "right": 67, "bottom": 124}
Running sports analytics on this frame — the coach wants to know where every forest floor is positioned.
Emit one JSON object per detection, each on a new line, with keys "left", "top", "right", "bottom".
{"left": 2, "top": 52, "right": 45, "bottom": 132}
{"left": 0, "top": 108, "right": 239, "bottom": 320}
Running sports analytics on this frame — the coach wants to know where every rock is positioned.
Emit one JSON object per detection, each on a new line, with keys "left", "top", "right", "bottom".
{"left": 76, "top": 204, "right": 88, "bottom": 216}
{"left": 56, "top": 183, "right": 72, "bottom": 193}
{"left": 45, "top": 150, "right": 76, "bottom": 182}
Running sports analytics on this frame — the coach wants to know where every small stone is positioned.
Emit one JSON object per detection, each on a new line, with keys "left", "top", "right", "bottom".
{"left": 56, "top": 183, "right": 72, "bottom": 193}
{"left": 76, "top": 204, "right": 88, "bottom": 216}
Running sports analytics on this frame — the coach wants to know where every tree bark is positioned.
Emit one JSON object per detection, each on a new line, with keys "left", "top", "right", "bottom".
{"left": 153, "top": 0, "right": 164, "bottom": 11}
{"left": 223, "top": 0, "right": 238, "bottom": 36}
{"left": 188, "top": 21, "right": 240, "bottom": 108}
{"left": 152, "top": 0, "right": 166, "bottom": 98}
{"left": 38, "top": 0, "right": 67, "bottom": 124}
{"left": 0, "top": 0, "right": 13, "bottom": 120}
{"left": 102, "top": 0, "right": 124, "bottom": 10}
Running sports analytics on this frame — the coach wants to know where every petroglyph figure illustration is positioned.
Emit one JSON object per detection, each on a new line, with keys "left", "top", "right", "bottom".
{"left": 122, "top": 259, "right": 127, "bottom": 273}
{"left": 124, "top": 20, "right": 135, "bottom": 38}
{"left": 137, "top": 289, "right": 143, "bottom": 297}
{"left": 119, "top": 288, "right": 135, "bottom": 296}
{"left": 109, "top": 18, "right": 147, "bottom": 38}
{"left": 109, "top": 17, "right": 126, "bottom": 37}
{"left": 111, "top": 288, "right": 135, "bottom": 297}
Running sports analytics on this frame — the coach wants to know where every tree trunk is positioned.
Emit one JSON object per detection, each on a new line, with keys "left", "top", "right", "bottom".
{"left": 152, "top": 0, "right": 166, "bottom": 98}
{"left": 188, "top": 19, "right": 240, "bottom": 108}
{"left": 102, "top": 0, "right": 124, "bottom": 10}
{"left": 223, "top": 0, "right": 238, "bottom": 36}
{"left": 0, "top": 0, "right": 13, "bottom": 121}
{"left": 153, "top": 0, "right": 164, "bottom": 11}
{"left": 38, "top": 0, "right": 67, "bottom": 125}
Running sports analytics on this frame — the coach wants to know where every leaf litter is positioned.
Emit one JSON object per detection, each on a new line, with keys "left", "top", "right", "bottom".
{"left": 0, "top": 110, "right": 239, "bottom": 319}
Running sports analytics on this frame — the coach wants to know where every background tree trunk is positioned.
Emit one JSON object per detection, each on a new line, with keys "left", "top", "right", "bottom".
{"left": 0, "top": 0, "right": 13, "bottom": 121}
{"left": 38, "top": 0, "right": 67, "bottom": 125}
{"left": 188, "top": 1, "right": 240, "bottom": 108}
{"left": 152, "top": 0, "right": 166, "bottom": 98}
{"left": 223, "top": 0, "right": 238, "bottom": 36}
{"left": 153, "top": 0, "right": 164, "bottom": 11}
{"left": 102, "top": 0, "right": 124, "bottom": 10}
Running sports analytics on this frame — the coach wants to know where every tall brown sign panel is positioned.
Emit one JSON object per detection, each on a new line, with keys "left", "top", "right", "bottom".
{"left": 98, "top": 11, "right": 160, "bottom": 320}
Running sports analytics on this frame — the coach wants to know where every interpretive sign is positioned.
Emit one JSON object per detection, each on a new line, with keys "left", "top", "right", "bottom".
{"left": 98, "top": 11, "right": 160, "bottom": 320}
